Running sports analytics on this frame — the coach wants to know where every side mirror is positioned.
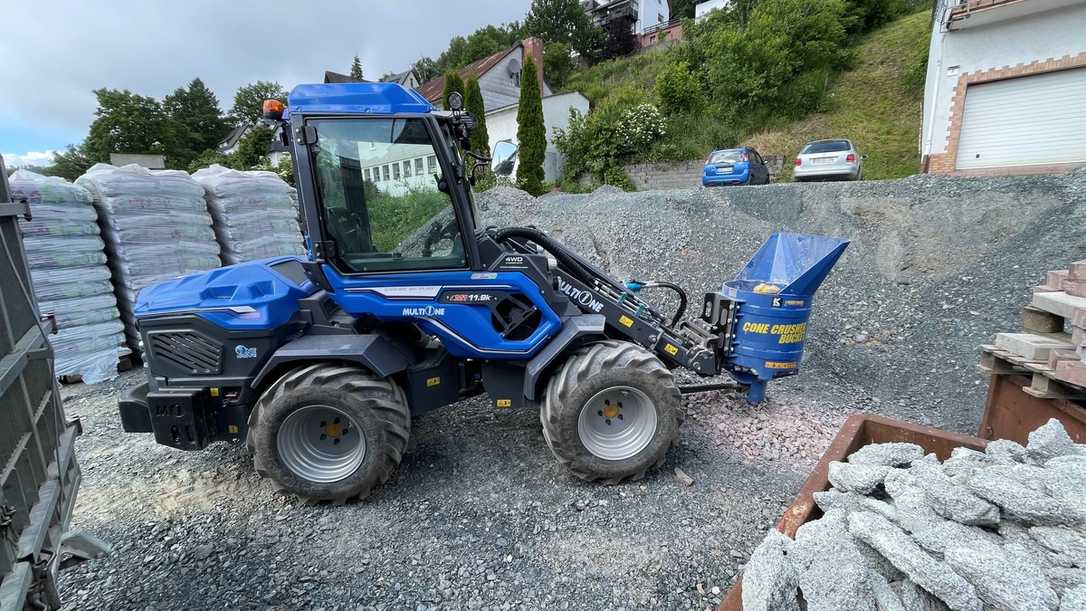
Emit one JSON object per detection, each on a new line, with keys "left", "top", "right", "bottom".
{"left": 491, "top": 141, "right": 519, "bottom": 177}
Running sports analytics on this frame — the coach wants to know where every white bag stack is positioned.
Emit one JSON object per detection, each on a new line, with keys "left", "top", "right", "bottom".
{"left": 10, "top": 170, "right": 124, "bottom": 383}
{"left": 191, "top": 165, "right": 305, "bottom": 265}
{"left": 76, "top": 163, "right": 221, "bottom": 348}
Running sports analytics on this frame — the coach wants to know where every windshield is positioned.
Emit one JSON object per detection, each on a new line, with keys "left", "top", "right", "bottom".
{"left": 801, "top": 140, "right": 851, "bottom": 154}
{"left": 309, "top": 117, "right": 466, "bottom": 273}
{"left": 709, "top": 150, "right": 745, "bottom": 164}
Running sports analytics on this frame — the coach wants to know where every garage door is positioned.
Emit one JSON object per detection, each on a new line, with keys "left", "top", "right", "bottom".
{"left": 955, "top": 67, "right": 1086, "bottom": 170}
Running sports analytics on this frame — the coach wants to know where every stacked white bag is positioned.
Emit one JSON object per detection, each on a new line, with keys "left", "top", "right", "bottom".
{"left": 9, "top": 170, "right": 124, "bottom": 383}
{"left": 191, "top": 165, "right": 305, "bottom": 265}
{"left": 76, "top": 164, "right": 221, "bottom": 348}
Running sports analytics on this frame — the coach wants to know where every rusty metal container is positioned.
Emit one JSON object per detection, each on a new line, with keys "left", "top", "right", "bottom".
{"left": 718, "top": 413, "right": 989, "bottom": 611}
{"left": 978, "top": 373, "right": 1086, "bottom": 445}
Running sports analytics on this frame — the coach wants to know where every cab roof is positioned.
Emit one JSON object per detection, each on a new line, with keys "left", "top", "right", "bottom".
{"left": 286, "top": 82, "right": 433, "bottom": 116}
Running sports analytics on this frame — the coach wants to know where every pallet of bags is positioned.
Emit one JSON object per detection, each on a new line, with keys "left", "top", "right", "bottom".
{"left": 76, "top": 164, "right": 221, "bottom": 350}
{"left": 9, "top": 170, "right": 125, "bottom": 383}
{"left": 191, "top": 165, "right": 305, "bottom": 265}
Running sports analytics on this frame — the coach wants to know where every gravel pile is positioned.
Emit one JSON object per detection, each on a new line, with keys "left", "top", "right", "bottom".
{"left": 478, "top": 171, "right": 1086, "bottom": 432}
{"left": 742, "top": 419, "right": 1086, "bottom": 611}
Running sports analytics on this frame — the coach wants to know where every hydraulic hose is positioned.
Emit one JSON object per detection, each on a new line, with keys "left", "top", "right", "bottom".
{"left": 626, "top": 280, "right": 688, "bottom": 327}
{"left": 492, "top": 227, "right": 626, "bottom": 294}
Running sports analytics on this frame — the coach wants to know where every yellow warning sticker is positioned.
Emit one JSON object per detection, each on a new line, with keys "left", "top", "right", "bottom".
{"left": 209, "top": 387, "right": 220, "bottom": 397}
{"left": 664, "top": 343, "right": 679, "bottom": 356}
{"left": 765, "top": 361, "right": 797, "bottom": 369}
{"left": 426, "top": 376, "right": 441, "bottom": 387}
{"left": 227, "top": 424, "right": 239, "bottom": 434}
{"left": 618, "top": 315, "right": 634, "bottom": 328}
{"left": 496, "top": 399, "right": 512, "bottom": 408}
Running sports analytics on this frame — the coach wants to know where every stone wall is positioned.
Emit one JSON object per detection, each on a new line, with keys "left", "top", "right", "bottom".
{"left": 624, "top": 155, "right": 788, "bottom": 191}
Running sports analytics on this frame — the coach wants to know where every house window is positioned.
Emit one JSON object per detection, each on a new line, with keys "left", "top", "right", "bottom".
{"left": 415, "top": 157, "right": 424, "bottom": 174}
{"left": 382, "top": 165, "right": 390, "bottom": 181}
{"left": 364, "top": 168, "right": 372, "bottom": 182}
{"left": 428, "top": 155, "right": 437, "bottom": 173}
{"left": 403, "top": 159, "right": 413, "bottom": 177}
{"left": 392, "top": 163, "right": 401, "bottom": 180}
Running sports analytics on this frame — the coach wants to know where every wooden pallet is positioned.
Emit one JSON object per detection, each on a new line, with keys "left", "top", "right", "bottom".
{"left": 979, "top": 344, "right": 1086, "bottom": 401}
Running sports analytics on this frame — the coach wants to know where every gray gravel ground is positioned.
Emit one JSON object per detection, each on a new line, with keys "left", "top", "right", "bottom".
{"left": 57, "top": 171, "right": 1086, "bottom": 609}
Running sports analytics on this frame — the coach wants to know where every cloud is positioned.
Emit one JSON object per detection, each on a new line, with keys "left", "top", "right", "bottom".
{"left": 2, "top": 150, "right": 56, "bottom": 168}
{"left": 0, "top": 0, "right": 531, "bottom": 153}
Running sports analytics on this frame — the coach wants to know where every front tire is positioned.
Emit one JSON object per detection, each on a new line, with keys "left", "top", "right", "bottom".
{"left": 541, "top": 341, "right": 682, "bottom": 483}
{"left": 247, "top": 363, "right": 410, "bottom": 503}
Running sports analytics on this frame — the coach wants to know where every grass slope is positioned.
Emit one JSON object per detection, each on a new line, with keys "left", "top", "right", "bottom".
{"left": 745, "top": 10, "right": 932, "bottom": 180}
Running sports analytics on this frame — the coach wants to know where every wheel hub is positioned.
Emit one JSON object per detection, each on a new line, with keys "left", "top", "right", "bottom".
{"left": 577, "top": 386, "right": 658, "bottom": 461}
{"left": 277, "top": 405, "right": 366, "bottom": 484}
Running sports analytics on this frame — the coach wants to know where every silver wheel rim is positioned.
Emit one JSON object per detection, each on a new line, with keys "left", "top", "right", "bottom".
{"left": 277, "top": 405, "right": 366, "bottom": 484}
{"left": 577, "top": 386, "right": 658, "bottom": 461}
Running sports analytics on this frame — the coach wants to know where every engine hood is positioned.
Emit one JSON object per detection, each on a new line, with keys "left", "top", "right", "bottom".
{"left": 134, "top": 256, "right": 317, "bottom": 331}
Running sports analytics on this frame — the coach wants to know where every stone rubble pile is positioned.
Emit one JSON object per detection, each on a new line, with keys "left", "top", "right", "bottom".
{"left": 743, "top": 419, "right": 1086, "bottom": 611}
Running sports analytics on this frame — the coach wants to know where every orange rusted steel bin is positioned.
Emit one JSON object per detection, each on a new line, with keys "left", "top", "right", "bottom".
{"left": 718, "top": 413, "right": 988, "bottom": 611}
{"left": 978, "top": 373, "right": 1086, "bottom": 445}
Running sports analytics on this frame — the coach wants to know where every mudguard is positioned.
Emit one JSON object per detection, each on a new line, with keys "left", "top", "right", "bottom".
{"left": 523, "top": 314, "right": 606, "bottom": 400}
{"left": 251, "top": 333, "right": 414, "bottom": 388}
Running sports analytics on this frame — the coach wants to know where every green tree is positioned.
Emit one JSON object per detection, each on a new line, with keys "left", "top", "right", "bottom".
{"left": 845, "top": 0, "right": 906, "bottom": 35}
{"left": 655, "top": 61, "right": 704, "bottom": 115}
{"left": 442, "top": 71, "right": 466, "bottom": 110}
{"left": 350, "top": 55, "right": 365, "bottom": 80}
{"left": 543, "top": 42, "right": 575, "bottom": 89}
{"left": 232, "top": 125, "right": 274, "bottom": 169}
{"left": 231, "top": 81, "right": 287, "bottom": 127}
{"left": 524, "top": 0, "right": 605, "bottom": 57}
{"left": 464, "top": 78, "right": 490, "bottom": 155}
{"left": 186, "top": 149, "right": 232, "bottom": 173}
{"left": 43, "top": 144, "right": 93, "bottom": 181}
{"left": 516, "top": 58, "right": 547, "bottom": 195}
{"left": 670, "top": 0, "right": 698, "bottom": 18}
{"left": 163, "top": 78, "right": 230, "bottom": 168}
{"left": 414, "top": 57, "right": 441, "bottom": 82}
{"left": 84, "top": 88, "right": 172, "bottom": 164}
{"left": 434, "top": 23, "right": 525, "bottom": 74}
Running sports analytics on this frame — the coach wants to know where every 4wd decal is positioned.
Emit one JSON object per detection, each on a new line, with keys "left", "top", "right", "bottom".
{"left": 556, "top": 277, "right": 604, "bottom": 313}
{"left": 401, "top": 305, "right": 446, "bottom": 317}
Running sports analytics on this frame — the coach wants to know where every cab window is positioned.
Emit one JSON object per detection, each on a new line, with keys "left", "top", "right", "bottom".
{"left": 310, "top": 118, "right": 466, "bottom": 273}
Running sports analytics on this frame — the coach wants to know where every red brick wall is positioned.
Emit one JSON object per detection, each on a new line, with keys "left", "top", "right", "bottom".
{"left": 522, "top": 37, "right": 546, "bottom": 92}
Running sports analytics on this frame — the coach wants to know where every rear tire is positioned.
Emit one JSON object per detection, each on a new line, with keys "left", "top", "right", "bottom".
{"left": 247, "top": 363, "right": 410, "bottom": 503}
{"left": 541, "top": 341, "right": 682, "bottom": 483}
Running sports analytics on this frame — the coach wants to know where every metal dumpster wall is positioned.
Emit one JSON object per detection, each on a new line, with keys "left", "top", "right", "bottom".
{"left": 0, "top": 155, "right": 84, "bottom": 610}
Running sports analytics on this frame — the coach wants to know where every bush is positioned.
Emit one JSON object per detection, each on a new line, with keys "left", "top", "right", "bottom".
{"left": 554, "top": 102, "right": 665, "bottom": 185}
{"left": 617, "top": 104, "right": 667, "bottom": 152}
{"left": 655, "top": 61, "right": 704, "bottom": 115}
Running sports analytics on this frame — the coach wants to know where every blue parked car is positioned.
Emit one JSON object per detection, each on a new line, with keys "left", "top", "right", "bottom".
{"left": 702, "top": 147, "right": 771, "bottom": 187}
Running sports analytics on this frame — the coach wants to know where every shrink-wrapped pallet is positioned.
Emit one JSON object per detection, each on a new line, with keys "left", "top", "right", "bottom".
{"left": 9, "top": 170, "right": 124, "bottom": 382}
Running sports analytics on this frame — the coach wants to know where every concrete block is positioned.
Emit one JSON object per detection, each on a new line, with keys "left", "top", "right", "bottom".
{"left": 1025, "top": 306, "right": 1066, "bottom": 333}
{"left": 1031, "top": 527, "right": 1086, "bottom": 568}
{"left": 1049, "top": 350, "right": 1081, "bottom": 369}
{"left": 1028, "top": 419, "right": 1082, "bottom": 462}
{"left": 1051, "top": 270, "right": 1072, "bottom": 286}
{"left": 1060, "top": 585, "right": 1086, "bottom": 611}
{"left": 1033, "top": 291, "right": 1086, "bottom": 320}
{"left": 897, "top": 580, "right": 951, "bottom": 611}
{"left": 742, "top": 529, "right": 802, "bottom": 611}
{"left": 829, "top": 461, "right": 893, "bottom": 494}
{"left": 911, "top": 520, "right": 1003, "bottom": 557}
{"left": 884, "top": 470, "right": 942, "bottom": 533}
{"left": 1055, "top": 360, "right": 1086, "bottom": 387}
{"left": 1063, "top": 279, "right": 1086, "bottom": 299}
{"left": 847, "top": 511, "right": 981, "bottom": 611}
{"left": 967, "top": 466, "right": 1086, "bottom": 526}
{"left": 986, "top": 438, "right": 1028, "bottom": 464}
{"left": 945, "top": 542, "right": 1059, "bottom": 611}
{"left": 868, "top": 572, "right": 906, "bottom": 611}
{"left": 1073, "top": 308, "right": 1086, "bottom": 330}
{"left": 791, "top": 510, "right": 876, "bottom": 611}
{"left": 848, "top": 442, "right": 925, "bottom": 467}
{"left": 942, "top": 447, "right": 993, "bottom": 478}
{"left": 1046, "top": 567, "right": 1086, "bottom": 596}
{"left": 909, "top": 461, "right": 1000, "bottom": 526}
{"left": 1070, "top": 261, "right": 1086, "bottom": 281}
{"left": 995, "top": 333, "right": 1075, "bottom": 362}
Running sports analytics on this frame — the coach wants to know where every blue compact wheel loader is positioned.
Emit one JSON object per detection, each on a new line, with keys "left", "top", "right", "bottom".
{"left": 119, "top": 83, "right": 848, "bottom": 502}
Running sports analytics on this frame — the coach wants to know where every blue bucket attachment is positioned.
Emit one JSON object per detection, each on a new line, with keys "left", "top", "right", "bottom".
{"left": 721, "top": 232, "right": 849, "bottom": 403}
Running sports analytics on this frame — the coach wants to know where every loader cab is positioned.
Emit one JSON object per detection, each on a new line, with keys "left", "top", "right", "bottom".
{"left": 278, "top": 83, "right": 483, "bottom": 276}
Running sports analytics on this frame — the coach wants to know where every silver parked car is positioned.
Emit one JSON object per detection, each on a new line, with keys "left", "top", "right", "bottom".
{"left": 793, "top": 139, "right": 864, "bottom": 181}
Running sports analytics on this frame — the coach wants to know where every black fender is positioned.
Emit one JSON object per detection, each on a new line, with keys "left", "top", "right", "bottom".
{"left": 523, "top": 314, "right": 606, "bottom": 401}
{"left": 251, "top": 333, "right": 414, "bottom": 390}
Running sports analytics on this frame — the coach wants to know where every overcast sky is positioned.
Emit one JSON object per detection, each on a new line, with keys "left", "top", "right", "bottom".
{"left": 0, "top": 0, "right": 531, "bottom": 167}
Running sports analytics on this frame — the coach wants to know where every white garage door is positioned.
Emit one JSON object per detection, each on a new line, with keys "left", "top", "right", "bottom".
{"left": 955, "top": 67, "right": 1086, "bottom": 170}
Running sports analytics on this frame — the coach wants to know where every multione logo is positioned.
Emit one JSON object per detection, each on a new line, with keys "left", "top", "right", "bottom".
{"left": 556, "top": 277, "right": 604, "bottom": 313}
{"left": 401, "top": 305, "right": 447, "bottom": 317}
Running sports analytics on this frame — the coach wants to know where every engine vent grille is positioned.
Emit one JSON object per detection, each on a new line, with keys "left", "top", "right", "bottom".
{"left": 148, "top": 331, "right": 223, "bottom": 375}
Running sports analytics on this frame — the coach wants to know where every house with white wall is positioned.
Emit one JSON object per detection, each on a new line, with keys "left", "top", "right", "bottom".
{"left": 583, "top": 0, "right": 672, "bottom": 35}
{"left": 485, "top": 91, "right": 591, "bottom": 182}
{"left": 695, "top": 0, "right": 732, "bottom": 21}
{"left": 921, "top": 0, "right": 1086, "bottom": 174}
